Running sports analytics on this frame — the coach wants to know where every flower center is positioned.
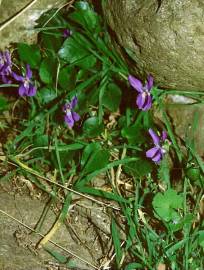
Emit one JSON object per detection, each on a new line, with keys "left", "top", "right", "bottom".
{"left": 142, "top": 87, "right": 150, "bottom": 96}
{"left": 143, "top": 85, "right": 149, "bottom": 92}
{"left": 142, "top": 91, "right": 150, "bottom": 100}
{"left": 64, "top": 103, "right": 71, "bottom": 114}
{"left": 24, "top": 78, "right": 30, "bottom": 88}
{"left": 65, "top": 109, "right": 71, "bottom": 114}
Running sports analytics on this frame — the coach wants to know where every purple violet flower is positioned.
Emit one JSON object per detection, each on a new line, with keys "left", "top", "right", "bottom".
{"left": 146, "top": 128, "right": 168, "bottom": 163}
{"left": 63, "top": 96, "right": 80, "bottom": 128}
{"left": 0, "top": 50, "right": 13, "bottom": 84}
{"left": 128, "top": 74, "right": 153, "bottom": 111}
{"left": 13, "top": 64, "right": 36, "bottom": 97}
{"left": 63, "top": 29, "right": 71, "bottom": 38}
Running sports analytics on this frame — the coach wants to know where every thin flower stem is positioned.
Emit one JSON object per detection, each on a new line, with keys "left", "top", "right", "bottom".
{"left": 118, "top": 72, "right": 128, "bottom": 80}
{"left": 0, "top": 84, "right": 18, "bottom": 88}
{"left": 42, "top": 0, "right": 75, "bottom": 28}
{"left": 111, "top": 67, "right": 128, "bottom": 80}
{"left": 31, "top": 26, "right": 66, "bottom": 32}
{"left": 0, "top": 209, "right": 98, "bottom": 269}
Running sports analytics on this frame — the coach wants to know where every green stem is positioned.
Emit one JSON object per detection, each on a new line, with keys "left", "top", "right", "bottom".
{"left": 0, "top": 84, "right": 18, "bottom": 88}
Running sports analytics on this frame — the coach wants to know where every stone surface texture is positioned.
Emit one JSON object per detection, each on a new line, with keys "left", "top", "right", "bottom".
{"left": 154, "top": 95, "right": 204, "bottom": 156}
{"left": 0, "top": 183, "right": 109, "bottom": 270}
{"left": 103, "top": 0, "right": 204, "bottom": 91}
{"left": 0, "top": 0, "right": 67, "bottom": 49}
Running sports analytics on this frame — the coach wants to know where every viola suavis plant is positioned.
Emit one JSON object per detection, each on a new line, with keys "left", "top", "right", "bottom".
{"left": 1, "top": 1, "right": 204, "bottom": 269}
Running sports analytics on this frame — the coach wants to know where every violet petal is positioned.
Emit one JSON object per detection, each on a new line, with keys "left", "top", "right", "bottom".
{"left": 27, "top": 84, "right": 36, "bottom": 96}
{"left": 0, "top": 52, "right": 3, "bottom": 69}
{"left": 63, "top": 103, "right": 70, "bottom": 112}
{"left": 152, "top": 151, "right": 162, "bottom": 163}
{"left": 70, "top": 96, "right": 78, "bottom": 109}
{"left": 136, "top": 93, "right": 146, "bottom": 109}
{"left": 64, "top": 112, "right": 74, "bottom": 128}
{"left": 147, "top": 75, "right": 154, "bottom": 91}
{"left": 149, "top": 129, "right": 160, "bottom": 145}
{"left": 142, "top": 94, "right": 152, "bottom": 111}
{"left": 162, "top": 131, "right": 167, "bottom": 141}
{"left": 1, "top": 75, "right": 11, "bottom": 84}
{"left": 12, "top": 72, "right": 24, "bottom": 82}
{"left": 18, "top": 84, "right": 26, "bottom": 96}
{"left": 128, "top": 75, "right": 143, "bottom": 93}
{"left": 26, "top": 64, "right": 32, "bottom": 79}
{"left": 5, "top": 51, "right": 12, "bottom": 65}
{"left": 63, "top": 29, "right": 71, "bottom": 38}
{"left": 146, "top": 146, "right": 159, "bottom": 158}
{"left": 72, "top": 111, "right": 80, "bottom": 122}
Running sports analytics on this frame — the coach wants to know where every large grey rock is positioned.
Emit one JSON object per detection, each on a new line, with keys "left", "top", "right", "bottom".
{"left": 0, "top": 0, "right": 67, "bottom": 49}
{"left": 103, "top": 0, "right": 204, "bottom": 91}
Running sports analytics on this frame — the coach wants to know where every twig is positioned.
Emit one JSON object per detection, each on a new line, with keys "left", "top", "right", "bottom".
{"left": 0, "top": 0, "right": 38, "bottom": 32}
{"left": 98, "top": 241, "right": 125, "bottom": 270}
{"left": 0, "top": 209, "right": 98, "bottom": 269}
